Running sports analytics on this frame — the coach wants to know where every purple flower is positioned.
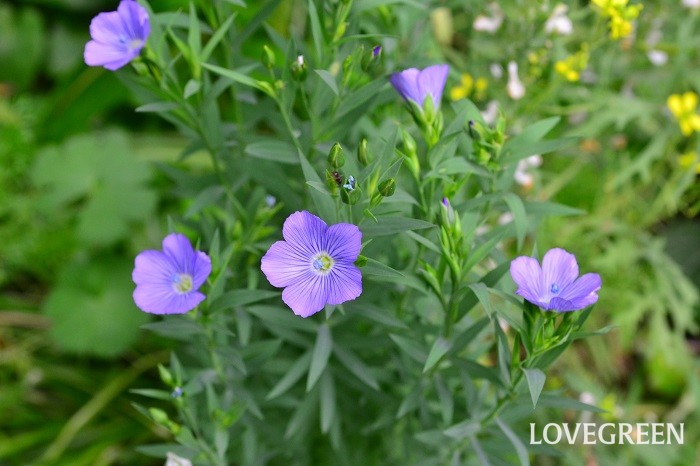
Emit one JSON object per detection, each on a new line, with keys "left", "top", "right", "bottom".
{"left": 390, "top": 64, "right": 449, "bottom": 109}
{"left": 84, "top": 0, "right": 151, "bottom": 71}
{"left": 261, "top": 211, "right": 362, "bottom": 318}
{"left": 132, "top": 233, "right": 212, "bottom": 314}
{"left": 510, "top": 248, "right": 601, "bottom": 312}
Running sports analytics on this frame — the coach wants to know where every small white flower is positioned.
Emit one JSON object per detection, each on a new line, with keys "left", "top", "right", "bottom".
{"left": 545, "top": 4, "right": 573, "bottom": 35}
{"left": 473, "top": 3, "right": 504, "bottom": 33}
{"left": 524, "top": 154, "right": 542, "bottom": 168}
{"left": 489, "top": 63, "right": 503, "bottom": 80}
{"left": 498, "top": 212, "right": 514, "bottom": 225}
{"left": 296, "top": 55, "right": 305, "bottom": 66}
{"left": 683, "top": 0, "right": 700, "bottom": 9}
{"left": 165, "top": 452, "right": 193, "bottom": 466}
{"left": 481, "top": 100, "right": 500, "bottom": 125}
{"left": 647, "top": 50, "right": 668, "bottom": 66}
{"left": 514, "top": 167, "right": 533, "bottom": 187}
{"left": 506, "top": 61, "right": 525, "bottom": 100}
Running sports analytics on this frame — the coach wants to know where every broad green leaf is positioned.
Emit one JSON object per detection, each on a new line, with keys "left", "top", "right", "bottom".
{"left": 307, "top": 324, "right": 333, "bottom": 391}
{"left": 522, "top": 368, "right": 546, "bottom": 409}
{"left": 43, "top": 258, "right": 150, "bottom": 357}
{"left": 266, "top": 351, "right": 312, "bottom": 399}
{"left": 423, "top": 337, "right": 452, "bottom": 373}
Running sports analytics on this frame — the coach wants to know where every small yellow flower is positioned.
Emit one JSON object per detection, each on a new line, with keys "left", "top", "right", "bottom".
{"left": 668, "top": 92, "right": 700, "bottom": 136}
{"left": 592, "top": 0, "right": 642, "bottom": 40}
{"left": 554, "top": 44, "right": 589, "bottom": 82}
{"left": 450, "top": 74, "right": 488, "bottom": 101}
{"left": 679, "top": 152, "right": 700, "bottom": 173}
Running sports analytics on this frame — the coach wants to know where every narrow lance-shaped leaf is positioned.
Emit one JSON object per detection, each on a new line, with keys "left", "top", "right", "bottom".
{"left": 307, "top": 323, "right": 333, "bottom": 391}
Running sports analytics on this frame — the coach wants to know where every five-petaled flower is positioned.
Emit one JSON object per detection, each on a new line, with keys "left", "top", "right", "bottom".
{"left": 132, "top": 233, "right": 212, "bottom": 314}
{"left": 261, "top": 211, "right": 362, "bottom": 318}
{"left": 390, "top": 64, "right": 449, "bottom": 111}
{"left": 84, "top": 0, "right": 151, "bottom": 71}
{"left": 510, "top": 248, "right": 601, "bottom": 312}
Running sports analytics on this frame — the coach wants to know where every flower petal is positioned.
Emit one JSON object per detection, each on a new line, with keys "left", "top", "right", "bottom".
{"left": 417, "top": 64, "right": 449, "bottom": 109}
{"left": 162, "top": 233, "right": 196, "bottom": 275}
{"left": 117, "top": 0, "right": 151, "bottom": 40}
{"left": 326, "top": 262, "right": 362, "bottom": 305}
{"left": 541, "top": 248, "right": 579, "bottom": 289}
{"left": 133, "top": 284, "right": 205, "bottom": 314}
{"left": 89, "top": 11, "right": 128, "bottom": 44}
{"left": 510, "top": 256, "right": 546, "bottom": 306}
{"left": 390, "top": 68, "right": 422, "bottom": 104}
{"left": 555, "top": 273, "right": 602, "bottom": 311}
{"left": 281, "top": 275, "right": 329, "bottom": 317}
{"left": 282, "top": 211, "right": 328, "bottom": 257}
{"left": 132, "top": 250, "right": 174, "bottom": 285}
{"left": 325, "top": 223, "right": 361, "bottom": 262}
{"left": 84, "top": 40, "right": 133, "bottom": 70}
{"left": 192, "top": 251, "right": 212, "bottom": 289}
{"left": 261, "top": 240, "right": 312, "bottom": 288}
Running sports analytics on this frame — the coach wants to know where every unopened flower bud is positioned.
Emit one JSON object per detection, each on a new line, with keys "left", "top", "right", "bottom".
{"left": 158, "top": 364, "right": 174, "bottom": 387}
{"left": 357, "top": 138, "right": 371, "bottom": 165}
{"left": 354, "top": 254, "right": 368, "bottom": 267}
{"left": 378, "top": 178, "right": 396, "bottom": 197}
{"left": 326, "top": 170, "right": 342, "bottom": 195}
{"left": 149, "top": 408, "right": 170, "bottom": 425}
{"left": 291, "top": 55, "right": 307, "bottom": 81}
{"left": 328, "top": 142, "right": 345, "bottom": 168}
{"left": 361, "top": 45, "right": 382, "bottom": 71}
{"left": 340, "top": 175, "right": 361, "bottom": 204}
{"left": 262, "top": 45, "right": 275, "bottom": 69}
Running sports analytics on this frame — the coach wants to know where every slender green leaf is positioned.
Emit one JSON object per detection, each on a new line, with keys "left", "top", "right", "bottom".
{"left": 307, "top": 324, "right": 333, "bottom": 391}
{"left": 333, "top": 346, "right": 379, "bottom": 389}
{"left": 522, "top": 368, "right": 546, "bottom": 409}
{"left": 495, "top": 417, "right": 530, "bottom": 466}
{"left": 423, "top": 337, "right": 452, "bottom": 373}
{"left": 266, "top": 351, "right": 312, "bottom": 399}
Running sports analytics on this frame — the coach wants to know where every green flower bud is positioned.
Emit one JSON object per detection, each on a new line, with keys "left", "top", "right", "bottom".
{"left": 328, "top": 142, "right": 345, "bottom": 168}
{"left": 149, "top": 408, "right": 170, "bottom": 425}
{"left": 354, "top": 255, "right": 368, "bottom": 267}
{"left": 357, "top": 138, "right": 371, "bottom": 166}
{"left": 262, "top": 45, "right": 275, "bottom": 69}
{"left": 378, "top": 178, "right": 396, "bottom": 197}
{"left": 291, "top": 55, "right": 307, "bottom": 81}
{"left": 326, "top": 169, "right": 341, "bottom": 196}
{"left": 157, "top": 364, "right": 174, "bottom": 387}
{"left": 340, "top": 175, "right": 361, "bottom": 204}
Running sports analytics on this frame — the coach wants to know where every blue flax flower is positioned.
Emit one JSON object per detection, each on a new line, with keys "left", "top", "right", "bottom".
{"left": 261, "top": 211, "right": 362, "bottom": 318}
{"left": 132, "top": 233, "right": 211, "bottom": 314}
{"left": 84, "top": 0, "right": 150, "bottom": 71}
{"left": 390, "top": 64, "right": 449, "bottom": 110}
{"left": 510, "top": 248, "right": 601, "bottom": 312}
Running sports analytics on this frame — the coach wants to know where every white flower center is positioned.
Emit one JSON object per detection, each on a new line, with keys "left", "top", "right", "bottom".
{"left": 173, "top": 274, "right": 194, "bottom": 294}
{"left": 311, "top": 253, "right": 334, "bottom": 275}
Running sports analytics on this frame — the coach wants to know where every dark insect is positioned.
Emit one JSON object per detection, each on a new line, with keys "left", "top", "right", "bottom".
{"left": 330, "top": 170, "right": 343, "bottom": 187}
